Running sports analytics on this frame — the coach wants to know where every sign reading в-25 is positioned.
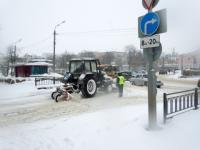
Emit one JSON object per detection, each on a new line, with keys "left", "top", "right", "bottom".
{"left": 140, "top": 34, "right": 160, "bottom": 49}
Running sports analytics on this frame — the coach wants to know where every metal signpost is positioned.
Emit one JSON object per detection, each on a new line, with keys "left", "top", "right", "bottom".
{"left": 139, "top": 0, "right": 167, "bottom": 129}
{"left": 140, "top": 34, "right": 160, "bottom": 49}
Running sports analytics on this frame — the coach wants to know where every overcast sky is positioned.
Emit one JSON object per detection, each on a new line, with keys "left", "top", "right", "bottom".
{"left": 0, "top": 0, "right": 200, "bottom": 56}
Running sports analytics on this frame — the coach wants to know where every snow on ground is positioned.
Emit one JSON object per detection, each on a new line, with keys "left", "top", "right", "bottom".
{"left": 0, "top": 76, "right": 199, "bottom": 150}
{"left": 158, "top": 70, "right": 200, "bottom": 81}
{"left": 0, "top": 80, "right": 55, "bottom": 108}
{"left": 0, "top": 103, "right": 200, "bottom": 150}
{"left": 31, "top": 72, "right": 64, "bottom": 78}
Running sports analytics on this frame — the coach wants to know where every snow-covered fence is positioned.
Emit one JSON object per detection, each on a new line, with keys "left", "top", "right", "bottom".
{"left": 163, "top": 88, "right": 199, "bottom": 123}
{"left": 35, "top": 77, "right": 63, "bottom": 87}
{"left": 0, "top": 77, "right": 26, "bottom": 84}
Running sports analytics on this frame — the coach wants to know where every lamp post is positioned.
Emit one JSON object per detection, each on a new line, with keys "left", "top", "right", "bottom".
{"left": 53, "top": 20, "right": 65, "bottom": 84}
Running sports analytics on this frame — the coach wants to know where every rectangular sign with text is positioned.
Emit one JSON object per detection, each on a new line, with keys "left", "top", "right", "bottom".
{"left": 140, "top": 34, "right": 160, "bottom": 49}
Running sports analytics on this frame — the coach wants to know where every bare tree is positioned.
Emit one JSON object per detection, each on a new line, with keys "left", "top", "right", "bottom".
{"left": 125, "top": 45, "right": 136, "bottom": 71}
{"left": 43, "top": 52, "right": 53, "bottom": 61}
{"left": 125, "top": 45, "right": 145, "bottom": 71}
{"left": 5, "top": 45, "right": 15, "bottom": 76}
{"left": 56, "top": 51, "right": 76, "bottom": 70}
{"left": 102, "top": 51, "right": 115, "bottom": 65}
{"left": 79, "top": 50, "right": 95, "bottom": 58}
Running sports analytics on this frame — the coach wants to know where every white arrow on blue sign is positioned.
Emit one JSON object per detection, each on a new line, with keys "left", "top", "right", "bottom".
{"left": 140, "top": 12, "right": 160, "bottom": 36}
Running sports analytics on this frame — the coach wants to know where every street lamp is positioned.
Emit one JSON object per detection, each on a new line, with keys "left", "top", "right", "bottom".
{"left": 53, "top": 21, "right": 65, "bottom": 83}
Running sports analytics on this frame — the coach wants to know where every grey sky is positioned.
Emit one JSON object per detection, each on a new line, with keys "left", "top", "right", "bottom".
{"left": 0, "top": 0, "right": 200, "bottom": 56}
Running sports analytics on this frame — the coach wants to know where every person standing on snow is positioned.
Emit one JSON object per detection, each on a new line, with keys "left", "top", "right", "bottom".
{"left": 117, "top": 73, "right": 125, "bottom": 97}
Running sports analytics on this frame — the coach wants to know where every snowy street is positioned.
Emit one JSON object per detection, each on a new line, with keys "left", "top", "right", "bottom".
{"left": 1, "top": 0, "right": 200, "bottom": 149}
{"left": 0, "top": 75, "right": 197, "bottom": 126}
{"left": 0, "top": 75, "right": 199, "bottom": 150}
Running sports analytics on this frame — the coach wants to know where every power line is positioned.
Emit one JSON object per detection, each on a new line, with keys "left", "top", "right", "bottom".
{"left": 59, "top": 27, "right": 137, "bottom": 36}
{"left": 21, "top": 34, "right": 52, "bottom": 49}
{"left": 19, "top": 28, "right": 138, "bottom": 49}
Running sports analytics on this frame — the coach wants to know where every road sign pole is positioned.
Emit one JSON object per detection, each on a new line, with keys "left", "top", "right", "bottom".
{"left": 139, "top": 0, "right": 166, "bottom": 129}
{"left": 147, "top": 48, "right": 157, "bottom": 129}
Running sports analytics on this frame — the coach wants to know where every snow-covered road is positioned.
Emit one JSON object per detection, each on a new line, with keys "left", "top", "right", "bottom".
{"left": 0, "top": 75, "right": 199, "bottom": 150}
{"left": 0, "top": 76, "right": 197, "bottom": 127}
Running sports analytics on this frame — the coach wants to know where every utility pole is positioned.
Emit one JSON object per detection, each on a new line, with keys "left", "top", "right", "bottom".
{"left": 53, "top": 30, "right": 56, "bottom": 84}
{"left": 53, "top": 21, "right": 65, "bottom": 84}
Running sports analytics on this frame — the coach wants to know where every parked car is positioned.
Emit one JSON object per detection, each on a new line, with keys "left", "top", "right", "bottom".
{"left": 159, "top": 69, "right": 168, "bottom": 75}
{"left": 129, "top": 74, "right": 163, "bottom": 88}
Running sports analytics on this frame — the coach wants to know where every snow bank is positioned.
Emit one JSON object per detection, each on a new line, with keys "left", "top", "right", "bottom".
{"left": 158, "top": 70, "right": 199, "bottom": 84}
{"left": 0, "top": 80, "right": 55, "bottom": 103}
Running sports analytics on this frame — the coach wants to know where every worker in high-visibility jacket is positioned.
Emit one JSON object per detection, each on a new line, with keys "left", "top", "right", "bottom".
{"left": 117, "top": 73, "right": 125, "bottom": 97}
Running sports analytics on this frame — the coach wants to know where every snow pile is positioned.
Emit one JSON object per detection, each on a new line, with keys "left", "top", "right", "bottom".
{"left": 0, "top": 80, "right": 53, "bottom": 102}
{"left": 167, "top": 70, "right": 182, "bottom": 79}
{"left": 158, "top": 70, "right": 199, "bottom": 83}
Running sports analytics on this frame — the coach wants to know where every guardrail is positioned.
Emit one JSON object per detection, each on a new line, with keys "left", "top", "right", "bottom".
{"left": 163, "top": 88, "right": 200, "bottom": 123}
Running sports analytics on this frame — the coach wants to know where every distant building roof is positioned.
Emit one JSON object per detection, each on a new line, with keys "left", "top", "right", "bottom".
{"left": 15, "top": 62, "right": 52, "bottom": 67}
{"left": 29, "top": 58, "right": 52, "bottom": 63}
{"left": 70, "top": 58, "right": 97, "bottom": 61}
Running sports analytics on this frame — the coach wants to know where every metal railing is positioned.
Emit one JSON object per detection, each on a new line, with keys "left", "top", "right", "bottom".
{"left": 35, "top": 77, "right": 63, "bottom": 87}
{"left": 163, "top": 88, "right": 200, "bottom": 123}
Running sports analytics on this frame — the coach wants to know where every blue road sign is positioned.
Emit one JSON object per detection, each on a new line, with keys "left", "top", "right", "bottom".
{"left": 140, "top": 12, "right": 160, "bottom": 36}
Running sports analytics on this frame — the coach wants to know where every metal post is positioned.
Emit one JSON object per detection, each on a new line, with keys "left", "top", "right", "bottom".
{"left": 163, "top": 93, "right": 167, "bottom": 124}
{"left": 147, "top": 48, "right": 157, "bottom": 129}
{"left": 194, "top": 88, "right": 198, "bottom": 110}
{"left": 13, "top": 45, "right": 17, "bottom": 77}
{"left": 53, "top": 30, "right": 56, "bottom": 84}
{"left": 52, "top": 21, "right": 65, "bottom": 84}
{"left": 35, "top": 78, "right": 37, "bottom": 86}
{"left": 181, "top": 55, "right": 183, "bottom": 76}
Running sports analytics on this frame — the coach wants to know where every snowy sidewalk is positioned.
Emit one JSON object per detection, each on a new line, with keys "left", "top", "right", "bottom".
{"left": 0, "top": 104, "right": 199, "bottom": 150}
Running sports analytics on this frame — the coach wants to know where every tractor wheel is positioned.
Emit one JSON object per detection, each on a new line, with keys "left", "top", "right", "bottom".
{"left": 82, "top": 78, "right": 97, "bottom": 98}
